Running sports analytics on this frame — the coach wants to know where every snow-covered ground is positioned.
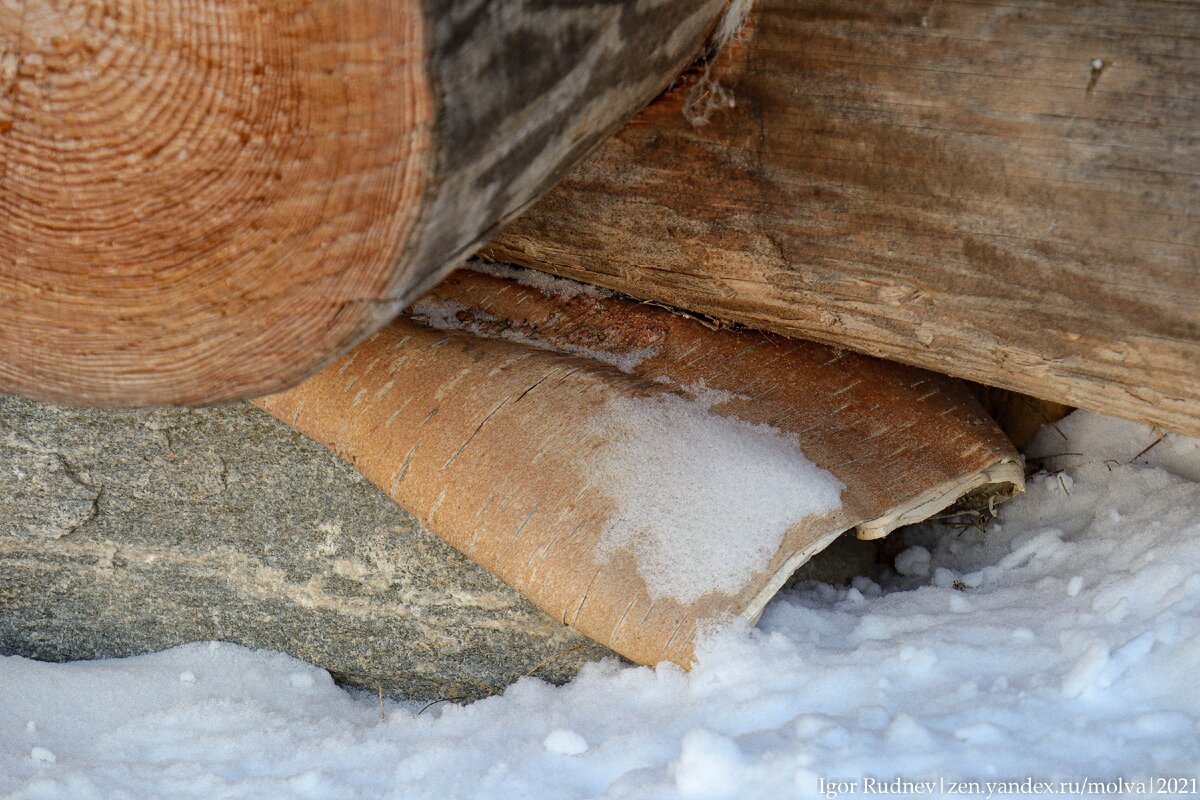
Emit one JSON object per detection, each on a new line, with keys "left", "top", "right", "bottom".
{"left": 3, "top": 411, "right": 1199, "bottom": 799}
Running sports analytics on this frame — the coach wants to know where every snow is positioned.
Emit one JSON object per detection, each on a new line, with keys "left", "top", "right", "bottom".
{"left": 465, "top": 260, "right": 614, "bottom": 301}
{"left": 591, "top": 391, "right": 844, "bottom": 604}
{"left": 27, "top": 749, "right": 54, "bottom": 765}
{"left": 3, "top": 409, "right": 1200, "bottom": 798}
{"left": 1025, "top": 410, "right": 1200, "bottom": 483}
{"left": 544, "top": 730, "right": 589, "bottom": 756}
{"left": 892, "top": 545, "right": 931, "bottom": 579}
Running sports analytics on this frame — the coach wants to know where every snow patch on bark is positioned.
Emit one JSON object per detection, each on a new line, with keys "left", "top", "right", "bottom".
{"left": 465, "top": 260, "right": 613, "bottom": 301}
{"left": 590, "top": 390, "right": 843, "bottom": 604}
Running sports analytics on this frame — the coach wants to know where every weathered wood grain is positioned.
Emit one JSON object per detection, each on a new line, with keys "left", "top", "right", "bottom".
{"left": 0, "top": 0, "right": 723, "bottom": 406}
{"left": 485, "top": 0, "right": 1200, "bottom": 436}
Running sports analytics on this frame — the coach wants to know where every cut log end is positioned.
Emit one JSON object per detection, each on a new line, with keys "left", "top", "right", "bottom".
{"left": 0, "top": 0, "right": 726, "bottom": 406}
{"left": 0, "top": 1, "right": 431, "bottom": 406}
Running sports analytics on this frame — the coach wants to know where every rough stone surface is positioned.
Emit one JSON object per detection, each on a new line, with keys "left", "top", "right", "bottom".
{"left": 0, "top": 395, "right": 614, "bottom": 701}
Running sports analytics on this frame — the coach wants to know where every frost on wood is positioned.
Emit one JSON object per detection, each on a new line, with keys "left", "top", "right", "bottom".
{"left": 409, "top": 295, "right": 659, "bottom": 373}
{"left": 257, "top": 264, "right": 1022, "bottom": 667}
{"left": 465, "top": 261, "right": 615, "bottom": 301}
{"left": 592, "top": 392, "right": 843, "bottom": 604}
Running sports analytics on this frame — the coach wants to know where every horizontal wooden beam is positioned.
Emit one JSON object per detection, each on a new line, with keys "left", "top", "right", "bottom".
{"left": 485, "top": 0, "right": 1200, "bottom": 437}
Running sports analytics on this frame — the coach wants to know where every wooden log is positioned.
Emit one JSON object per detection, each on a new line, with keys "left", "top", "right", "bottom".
{"left": 0, "top": 0, "right": 724, "bottom": 406}
{"left": 255, "top": 264, "right": 1022, "bottom": 667}
{"left": 484, "top": 0, "right": 1200, "bottom": 437}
